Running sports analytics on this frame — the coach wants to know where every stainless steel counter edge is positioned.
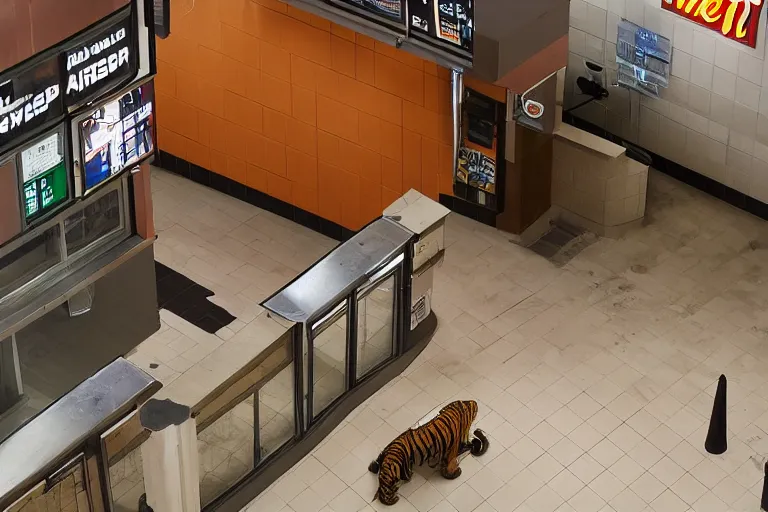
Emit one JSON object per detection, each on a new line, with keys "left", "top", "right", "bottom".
{"left": 0, "top": 357, "right": 160, "bottom": 508}
{"left": 0, "top": 236, "right": 155, "bottom": 341}
{"left": 263, "top": 218, "right": 414, "bottom": 325}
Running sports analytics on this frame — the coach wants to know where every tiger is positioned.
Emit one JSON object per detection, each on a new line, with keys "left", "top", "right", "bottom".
{"left": 367, "top": 400, "right": 479, "bottom": 506}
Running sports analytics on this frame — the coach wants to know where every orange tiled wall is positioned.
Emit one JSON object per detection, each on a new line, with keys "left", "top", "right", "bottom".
{"left": 154, "top": 0, "right": 471, "bottom": 230}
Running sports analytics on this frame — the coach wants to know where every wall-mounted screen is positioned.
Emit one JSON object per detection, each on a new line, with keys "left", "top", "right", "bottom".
{"left": 64, "top": 7, "right": 138, "bottom": 111}
{"left": 80, "top": 81, "right": 154, "bottom": 192}
{"left": 408, "top": 0, "right": 473, "bottom": 55}
{"left": 616, "top": 19, "right": 671, "bottom": 98}
{"left": 331, "top": 0, "right": 406, "bottom": 28}
{"left": 20, "top": 130, "right": 69, "bottom": 221}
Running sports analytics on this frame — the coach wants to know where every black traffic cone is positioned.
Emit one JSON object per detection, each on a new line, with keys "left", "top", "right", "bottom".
{"left": 761, "top": 462, "right": 768, "bottom": 511}
{"left": 705, "top": 374, "right": 727, "bottom": 455}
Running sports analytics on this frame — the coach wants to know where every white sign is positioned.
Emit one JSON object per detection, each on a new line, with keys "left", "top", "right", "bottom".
{"left": 21, "top": 133, "right": 62, "bottom": 183}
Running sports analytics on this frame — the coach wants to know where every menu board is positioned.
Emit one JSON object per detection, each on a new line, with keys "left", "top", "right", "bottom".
{"left": 80, "top": 82, "right": 154, "bottom": 192}
{"left": 616, "top": 20, "right": 670, "bottom": 98}
{"left": 64, "top": 9, "right": 137, "bottom": 110}
{"left": 0, "top": 55, "right": 64, "bottom": 155}
{"left": 457, "top": 147, "right": 496, "bottom": 194}
{"left": 333, "top": 0, "right": 405, "bottom": 26}
{"left": 20, "top": 131, "right": 69, "bottom": 220}
{"left": 408, "top": 0, "right": 473, "bottom": 54}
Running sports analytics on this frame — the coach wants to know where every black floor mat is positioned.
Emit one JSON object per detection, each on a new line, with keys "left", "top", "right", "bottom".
{"left": 527, "top": 221, "right": 598, "bottom": 267}
{"left": 154, "top": 262, "right": 236, "bottom": 334}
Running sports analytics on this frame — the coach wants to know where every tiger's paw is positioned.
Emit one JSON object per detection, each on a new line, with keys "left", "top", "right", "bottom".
{"left": 441, "top": 466, "right": 462, "bottom": 480}
{"left": 470, "top": 429, "right": 489, "bottom": 456}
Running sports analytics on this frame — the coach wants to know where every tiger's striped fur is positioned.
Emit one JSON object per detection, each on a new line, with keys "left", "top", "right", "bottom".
{"left": 368, "top": 400, "right": 478, "bottom": 505}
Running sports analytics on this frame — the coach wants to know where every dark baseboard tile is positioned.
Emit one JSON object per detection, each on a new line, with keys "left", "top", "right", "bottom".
{"left": 563, "top": 113, "right": 768, "bottom": 223}
{"left": 439, "top": 194, "right": 497, "bottom": 227}
{"left": 155, "top": 151, "right": 355, "bottom": 242}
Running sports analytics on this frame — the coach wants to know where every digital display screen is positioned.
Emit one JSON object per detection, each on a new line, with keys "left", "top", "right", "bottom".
{"left": 409, "top": 0, "right": 473, "bottom": 54}
{"left": 616, "top": 20, "right": 670, "bottom": 98}
{"left": 336, "top": 0, "right": 404, "bottom": 22}
{"left": 20, "top": 131, "right": 68, "bottom": 220}
{"left": 80, "top": 82, "right": 154, "bottom": 192}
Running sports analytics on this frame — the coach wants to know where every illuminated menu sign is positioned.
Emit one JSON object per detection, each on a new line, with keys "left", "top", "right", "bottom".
{"left": 409, "top": 0, "right": 473, "bottom": 54}
{"left": 661, "top": 0, "right": 764, "bottom": 48}
{"left": 21, "top": 131, "right": 68, "bottom": 220}
{"left": 0, "top": 56, "right": 63, "bottom": 154}
{"left": 80, "top": 82, "right": 154, "bottom": 192}
{"left": 333, "top": 0, "right": 405, "bottom": 25}
{"left": 64, "top": 11, "right": 137, "bottom": 109}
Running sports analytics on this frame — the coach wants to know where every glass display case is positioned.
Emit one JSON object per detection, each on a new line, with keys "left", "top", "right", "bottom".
{"left": 263, "top": 217, "right": 413, "bottom": 426}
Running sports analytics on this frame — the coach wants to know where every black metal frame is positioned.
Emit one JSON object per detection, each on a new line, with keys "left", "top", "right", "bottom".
{"left": 306, "top": 254, "right": 406, "bottom": 427}
{"left": 12, "top": 123, "right": 75, "bottom": 231}
{"left": 75, "top": 77, "right": 157, "bottom": 197}
{"left": 453, "top": 87, "right": 507, "bottom": 214}
{"left": 61, "top": 5, "right": 140, "bottom": 114}
{"left": 352, "top": 269, "right": 400, "bottom": 384}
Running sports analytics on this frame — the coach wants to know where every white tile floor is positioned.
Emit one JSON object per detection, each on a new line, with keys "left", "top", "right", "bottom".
{"left": 148, "top": 167, "right": 768, "bottom": 512}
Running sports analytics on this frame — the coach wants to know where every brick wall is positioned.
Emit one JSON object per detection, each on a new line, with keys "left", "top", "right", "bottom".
{"left": 154, "top": 0, "right": 504, "bottom": 230}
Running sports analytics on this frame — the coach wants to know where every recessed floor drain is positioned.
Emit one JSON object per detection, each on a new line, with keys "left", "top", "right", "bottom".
{"left": 527, "top": 221, "right": 598, "bottom": 267}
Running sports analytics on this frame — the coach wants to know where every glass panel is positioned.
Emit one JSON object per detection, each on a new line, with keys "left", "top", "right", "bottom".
{"left": 11, "top": 458, "right": 91, "bottom": 511}
{"left": 109, "top": 447, "right": 144, "bottom": 512}
{"left": 312, "top": 307, "right": 347, "bottom": 416}
{"left": 198, "top": 397, "right": 255, "bottom": 507}
{"left": 258, "top": 363, "right": 295, "bottom": 461}
{"left": 0, "top": 224, "right": 61, "bottom": 300}
{"left": 64, "top": 188, "right": 122, "bottom": 255}
{"left": 357, "top": 275, "right": 395, "bottom": 379}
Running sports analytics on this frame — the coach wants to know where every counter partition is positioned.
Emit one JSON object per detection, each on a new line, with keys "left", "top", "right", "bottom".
{"left": 0, "top": 358, "right": 159, "bottom": 511}
{"left": 114, "top": 209, "right": 443, "bottom": 512}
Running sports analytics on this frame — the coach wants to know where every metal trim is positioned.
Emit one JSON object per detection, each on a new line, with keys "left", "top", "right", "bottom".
{"left": 72, "top": 76, "right": 156, "bottom": 198}
{"left": 0, "top": 357, "right": 160, "bottom": 509}
{"left": 451, "top": 68, "right": 464, "bottom": 184}
{"left": 346, "top": 292, "right": 357, "bottom": 391}
{"left": 0, "top": 235, "right": 153, "bottom": 341}
{"left": 253, "top": 392, "right": 261, "bottom": 467}
{"left": 0, "top": 176, "right": 131, "bottom": 310}
{"left": 16, "top": 124, "right": 74, "bottom": 231}
{"left": 293, "top": 326, "right": 305, "bottom": 437}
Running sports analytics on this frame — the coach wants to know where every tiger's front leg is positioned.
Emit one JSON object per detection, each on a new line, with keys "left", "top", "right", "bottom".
{"left": 440, "top": 441, "right": 462, "bottom": 480}
{"left": 403, "top": 461, "right": 414, "bottom": 482}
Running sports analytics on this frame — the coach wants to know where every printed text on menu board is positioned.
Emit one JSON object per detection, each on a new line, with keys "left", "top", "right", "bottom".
{"left": 21, "top": 133, "right": 62, "bottom": 183}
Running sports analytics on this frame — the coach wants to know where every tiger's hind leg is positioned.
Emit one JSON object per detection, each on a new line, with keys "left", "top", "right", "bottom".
{"left": 440, "top": 442, "right": 462, "bottom": 480}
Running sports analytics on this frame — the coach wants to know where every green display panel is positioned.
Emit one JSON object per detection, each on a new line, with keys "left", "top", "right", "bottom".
{"left": 23, "top": 161, "right": 68, "bottom": 219}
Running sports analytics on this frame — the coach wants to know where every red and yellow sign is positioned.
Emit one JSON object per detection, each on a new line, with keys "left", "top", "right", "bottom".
{"left": 662, "top": 0, "right": 764, "bottom": 48}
